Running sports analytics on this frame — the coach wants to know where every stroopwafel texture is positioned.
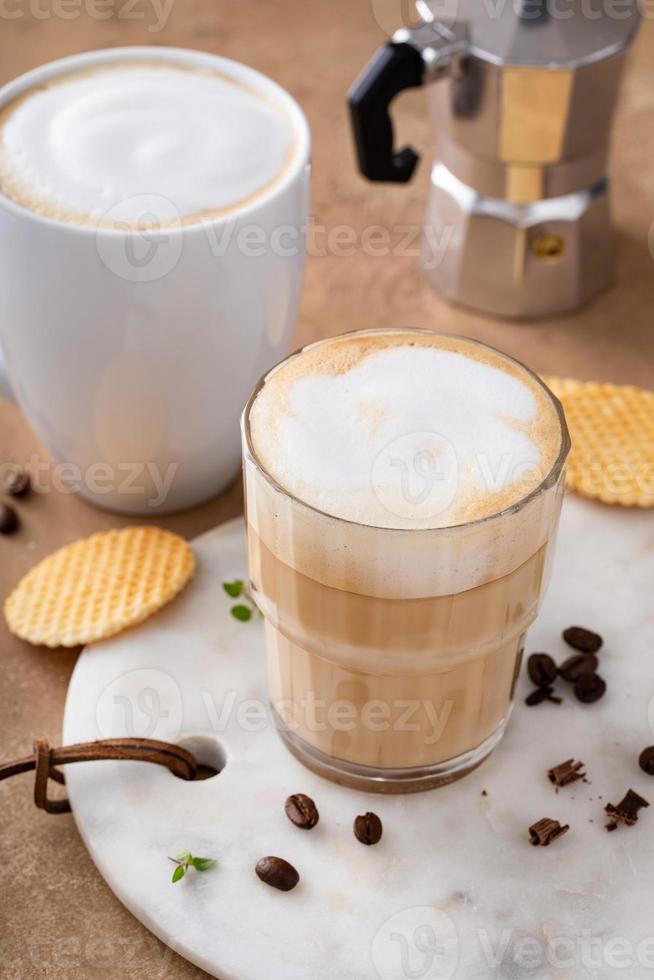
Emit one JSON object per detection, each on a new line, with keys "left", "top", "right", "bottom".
{"left": 5, "top": 526, "right": 195, "bottom": 648}
{"left": 544, "top": 376, "right": 654, "bottom": 508}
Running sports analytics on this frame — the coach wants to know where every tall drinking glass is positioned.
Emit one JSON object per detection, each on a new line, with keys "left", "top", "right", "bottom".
{"left": 242, "top": 329, "right": 569, "bottom": 792}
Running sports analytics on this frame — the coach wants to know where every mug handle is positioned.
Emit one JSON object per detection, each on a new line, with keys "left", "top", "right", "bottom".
{"left": 347, "top": 22, "right": 468, "bottom": 183}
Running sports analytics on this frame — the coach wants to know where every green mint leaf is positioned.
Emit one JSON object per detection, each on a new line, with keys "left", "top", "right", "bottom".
{"left": 190, "top": 857, "right": 217, "bottom": 872}
{"left": 175, "top": 851, "right": 192, "bottom": 864}
{"left": 223, "top": 580, "right": 244, "bottom": 598}
{"left": 231, "top": 605, "right": 252, "bottom": 622}
{"left": 172, "top": 865, "right": 186, "bottom": 883}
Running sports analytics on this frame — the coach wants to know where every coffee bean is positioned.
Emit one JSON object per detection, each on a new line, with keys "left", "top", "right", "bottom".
{"left": 525, "top": 686, "right": 555, "bottom": 706}
{"left": 3, "top": 467, "right": 29, "bottom": 497}
{"left": 353, "top": 811, "right": 382, "bottom": 846}
{"left": 563, "top": 626, "right": 602, "bottom": 654}
{"left": 255, "top": 856, "right": 299, "bottom": 891}
{"left": 0, "top": 504, "right": 19, "bottom": 535}
{"left": 527, "top": 653, "right": 557, "bottom": 687}
{"left": 574, "top": 672, "right": 606, "bottom": 704}
{"left": 284, "top": 793, "right": 319, "bottom": 829}
{"left": 558, "top": 653, "right": 599, "bottom": 683}
{"left": 639, "top": 747, "right": 654, "bottom": 776}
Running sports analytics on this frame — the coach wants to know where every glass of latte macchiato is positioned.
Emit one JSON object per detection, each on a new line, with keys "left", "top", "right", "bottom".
{"left": 242, "top": 328, "right": 570, "bottom": 792}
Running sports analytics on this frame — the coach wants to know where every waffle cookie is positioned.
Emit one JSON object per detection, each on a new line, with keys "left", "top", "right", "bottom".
{"left": 5, "top": 526, "right": 195, "bottom": 648}
{"left": 544, "top": 376, "right": 654, "bottom": 508}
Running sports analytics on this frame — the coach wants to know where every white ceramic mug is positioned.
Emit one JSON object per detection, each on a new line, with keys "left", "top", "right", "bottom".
{"left": 0, "top": 47, "right": 310, "bottom": 513}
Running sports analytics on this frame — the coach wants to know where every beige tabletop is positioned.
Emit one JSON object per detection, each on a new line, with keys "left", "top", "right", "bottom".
{"left": 1, "top": 4, "right": 654, "bottom": 978}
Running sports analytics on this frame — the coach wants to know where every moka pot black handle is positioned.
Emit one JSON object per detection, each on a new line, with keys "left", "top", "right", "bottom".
{"left": 347, "top": 42, "right": 425, "bottom": 183}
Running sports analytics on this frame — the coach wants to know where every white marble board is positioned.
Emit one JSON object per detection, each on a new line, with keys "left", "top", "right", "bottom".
{"left": 63, "top": 500, "right": 654, "bottom": 980}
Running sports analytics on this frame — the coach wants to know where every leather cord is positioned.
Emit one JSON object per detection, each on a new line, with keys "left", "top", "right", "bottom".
{"left": 0, "top": 738, "right": 198, "bottom": 814}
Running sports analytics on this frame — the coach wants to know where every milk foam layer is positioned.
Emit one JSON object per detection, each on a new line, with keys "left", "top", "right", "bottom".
{"left": 249, "top": 331, "right": 562, "bottom": 530}
{"left": 0, "top": 62, "right": 295, "bottom": 226}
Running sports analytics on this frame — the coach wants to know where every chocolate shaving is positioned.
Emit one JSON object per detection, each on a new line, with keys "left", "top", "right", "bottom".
{"left": 548, "top": 758, "right": 586, "bottom": 790}
{"left": 605, "top": 789, "right": 649, "bottom": 831}
{"left": 529, "top": 818, "right": 570, "bottom": 846}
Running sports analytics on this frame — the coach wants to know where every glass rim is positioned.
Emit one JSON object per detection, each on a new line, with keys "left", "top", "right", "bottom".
{"left": 242, "top": 327, "right": 571, "bottom": 534}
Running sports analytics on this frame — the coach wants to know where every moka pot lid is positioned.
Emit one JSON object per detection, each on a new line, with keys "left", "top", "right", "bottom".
{"left": 415, "top": 0, "right": 640, "bottom": 68}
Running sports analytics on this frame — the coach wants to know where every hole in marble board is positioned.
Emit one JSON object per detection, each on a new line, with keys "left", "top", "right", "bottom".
{"left": 175, "top": 734, "right": 226, "bottom": 781}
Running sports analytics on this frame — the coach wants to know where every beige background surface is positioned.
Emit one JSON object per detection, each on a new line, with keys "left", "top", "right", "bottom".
{"left": 1, "top": 3, "right": 653, "bottom": 978}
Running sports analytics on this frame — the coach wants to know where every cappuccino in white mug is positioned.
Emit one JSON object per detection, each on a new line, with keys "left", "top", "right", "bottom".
{"left": 0, "top": 61, "right": 296, "bottom": 227}
{"left": 0, "top": 48, "right": 310, "bottom": 514}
